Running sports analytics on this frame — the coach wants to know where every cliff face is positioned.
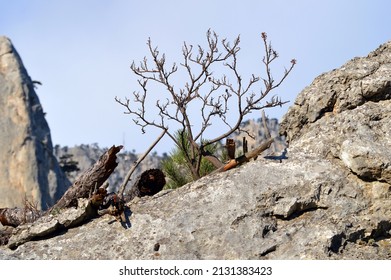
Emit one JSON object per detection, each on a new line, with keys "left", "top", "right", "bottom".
{"left": 0, "top": 37, "right": 69, "bottom": 210}
{"left": 2, "top": 40, "right": 391, "bottom": 260}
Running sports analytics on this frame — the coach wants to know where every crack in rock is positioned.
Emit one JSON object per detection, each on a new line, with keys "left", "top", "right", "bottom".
{"left": 327, "top": 220, "right": 391, "bottom": 254}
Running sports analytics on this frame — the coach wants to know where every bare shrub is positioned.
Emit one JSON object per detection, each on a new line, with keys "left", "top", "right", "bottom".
{"left": 116, "top": 30, "right": 295, "bottom": 180}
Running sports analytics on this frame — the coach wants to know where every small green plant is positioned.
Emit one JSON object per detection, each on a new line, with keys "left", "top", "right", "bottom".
{"left": 162, "top": 130, "right": 218, "bottom": 189}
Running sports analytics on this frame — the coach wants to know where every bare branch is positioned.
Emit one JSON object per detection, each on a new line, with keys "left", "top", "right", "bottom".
{"left": 116, "top": 30, "right": 295, "bottom": 180}
{"left": 118, "top": 129, "right": 166, "bottom": 198}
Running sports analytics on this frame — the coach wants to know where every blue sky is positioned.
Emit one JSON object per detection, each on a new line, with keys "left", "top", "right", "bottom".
{"left": 1, "top": 0, "right": 390, "bottom": 153}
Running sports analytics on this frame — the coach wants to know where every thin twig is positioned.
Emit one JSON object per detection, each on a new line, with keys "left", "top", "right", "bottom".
{"left": 261, "top": 110, "right": 276, "bottom": 154}
{"left": 261, "top": 110, "right": 271, "bottom": 139}
{"left": 118, "top": 129, "right": 166, "bottom": 198}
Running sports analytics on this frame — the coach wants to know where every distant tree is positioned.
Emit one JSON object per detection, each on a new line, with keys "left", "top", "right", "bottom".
{"left": 59, "top": 154, "right": 80, "bottom": 174}
{"left": 116, "top": 30, "right": 295, "bottom": 180}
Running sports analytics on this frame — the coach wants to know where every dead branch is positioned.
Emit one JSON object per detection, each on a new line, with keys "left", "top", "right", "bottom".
{"left": 0, "top": 145, "right": 123, "bottom": 229}
{"left": 118, "top": 129, "right": 166, "bottom": 199}
{"left": 212, "top": 138, "right": 275, "bottom": 173}
{"left": 124, "top": 169, "right": 166, "bottom": 202}
{"left": 50, "top": 145, "right": 123, "bottom": 211}
{"left": 1, "top": 146, "right": 125, "bottom": 247}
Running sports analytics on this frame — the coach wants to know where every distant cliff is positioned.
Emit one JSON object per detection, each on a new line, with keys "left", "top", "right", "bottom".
{"left": 0, "top": 36, "right": 69, "bottom": 210}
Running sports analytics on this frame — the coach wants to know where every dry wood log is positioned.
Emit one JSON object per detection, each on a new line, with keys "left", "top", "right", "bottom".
{"left": 226, "top": 138, "right": 236, "bottom": 159}
{"left": 0, "top": 207, "right": 42, "bottom": 227}
{"left": 124, "top": 169, "right": 166, "bottom": 202}
{"left": 0, "top": 146, "right": 125, "bottom": 247}
{"left": 50, "top": 145, "right": 123, "bottom": 211}
{"left": 212, "top": 138, "right": 275, "bottom": 173}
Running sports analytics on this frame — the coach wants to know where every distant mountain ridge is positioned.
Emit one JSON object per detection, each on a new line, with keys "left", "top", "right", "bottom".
{"left": 53, "top": 118, "right": 286, "bottom": 193}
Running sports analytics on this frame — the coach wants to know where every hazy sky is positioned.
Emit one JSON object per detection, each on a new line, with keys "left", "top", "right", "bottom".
{"left": 1, "top": 0, "right": 389, "bottom": 153}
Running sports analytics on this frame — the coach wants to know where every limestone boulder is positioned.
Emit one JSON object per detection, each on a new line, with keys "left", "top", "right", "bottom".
{"left": 280, "top": 41, "right": 391, "bottom": 184}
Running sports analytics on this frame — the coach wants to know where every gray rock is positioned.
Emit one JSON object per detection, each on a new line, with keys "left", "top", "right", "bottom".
{"left": 280, "top": 41, "right": 391, "bottom": 145}
{"left": 0, "top": 36, "right": 69, "bottom": 210}
{"left": 1, "top": 151, "right": 390, "bottom": 259}
{"left": 280, "top": 41, "right": 391, "bottom": 184}
{"left": 6, "top": 198, "right": 93, "bottom": 250}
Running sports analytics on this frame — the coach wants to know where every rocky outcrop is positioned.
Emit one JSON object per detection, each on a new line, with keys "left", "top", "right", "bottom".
{"left": 279, "top": 41, "right": 391, "bottom": 184}
{"left": 0, "top": 36, "right": 69, "bottom": 210}
{"left": 1, "top": 40, "right": 391, "bottom": 260}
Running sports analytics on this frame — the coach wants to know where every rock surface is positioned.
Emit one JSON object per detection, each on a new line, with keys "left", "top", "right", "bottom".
{"left": 0, "top": 36, "right": 69, "bottom": 210}
{"left": 280, "top": 41, "right": 391, "bottom": 184}
{"left": 1, "top": 40, "right": 391, "bottom": 259}
{"left": 1, "top": 153, "right": 390, "bottom": 260}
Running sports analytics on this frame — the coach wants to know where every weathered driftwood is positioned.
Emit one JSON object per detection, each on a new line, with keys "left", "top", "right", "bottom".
{"left": 50, "top": 145, "right": 123, "bottom": 211}
{"left": 5, "top": 167, "right": 166, "bottom": 248}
